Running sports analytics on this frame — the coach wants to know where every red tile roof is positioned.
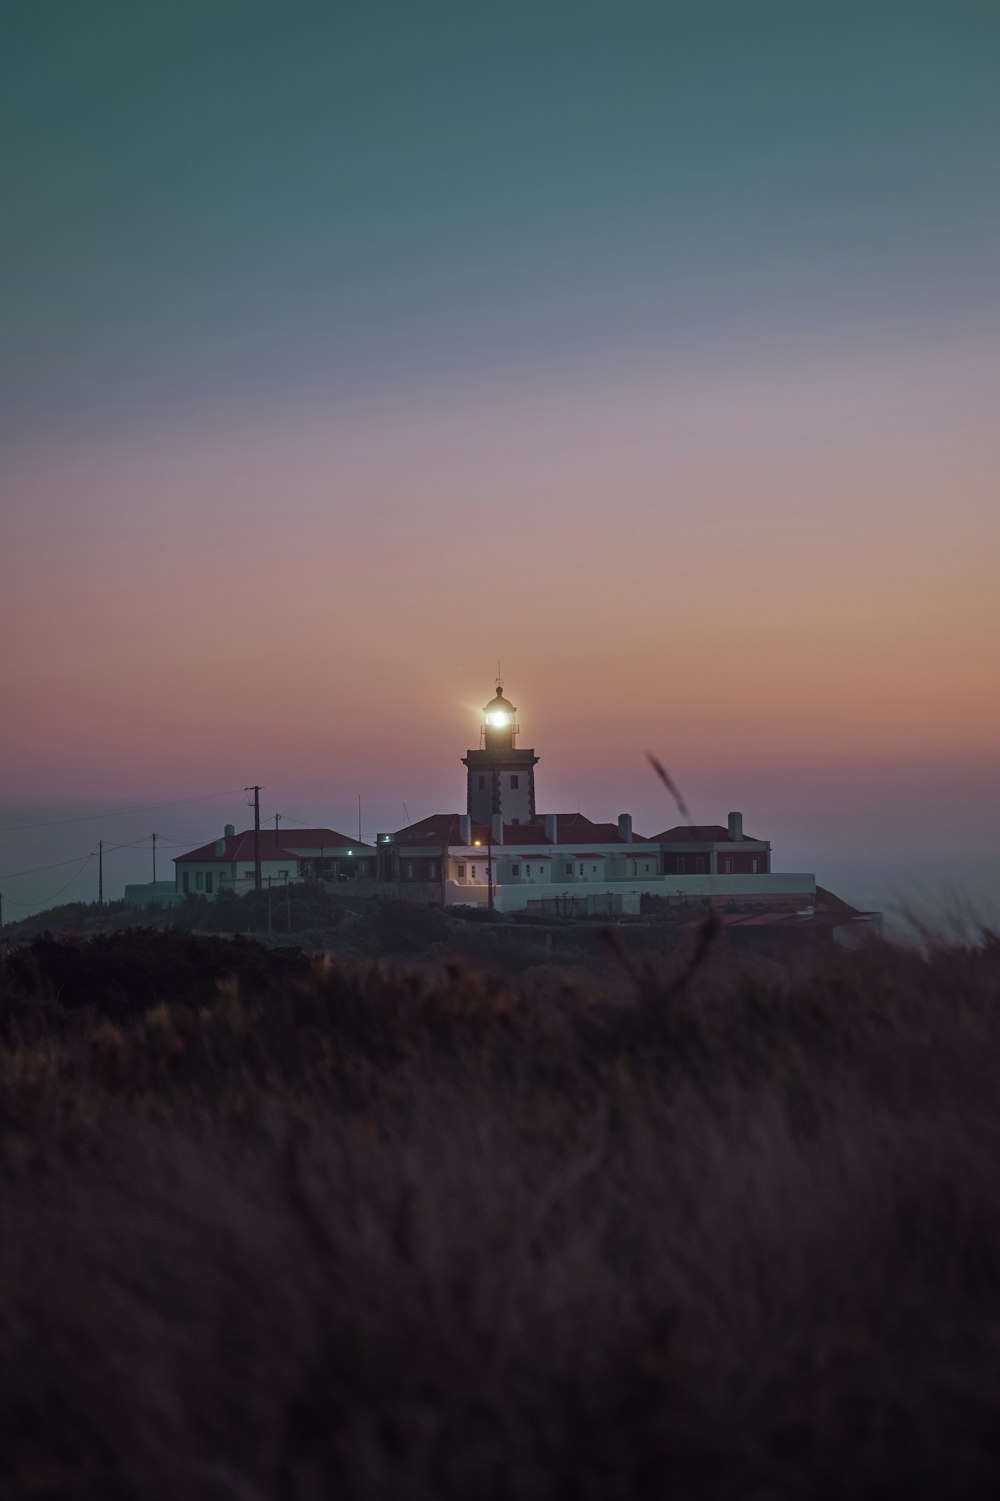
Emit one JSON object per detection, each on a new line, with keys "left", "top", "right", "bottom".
{"left": 391, "top": 813, "right": 651, "bottom": 847}
{"left": 545, "top": 814, "right": 652, "bottom": 845}
{"left": 175, "top": 829, "right": 372, "bottom": 864}
{"left": 390, "top": 814, "right": 484, "bottom": 847}
{"left": 653, "top": 825, "right": 766, "bottom": 844}
{"left": 814, "top": 886, "right": 865, "bottom": 917}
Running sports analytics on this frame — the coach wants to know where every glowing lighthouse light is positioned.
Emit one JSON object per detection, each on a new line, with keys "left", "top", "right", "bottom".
{"left": 463, "top": 681, "right": 539, "bottom": 827}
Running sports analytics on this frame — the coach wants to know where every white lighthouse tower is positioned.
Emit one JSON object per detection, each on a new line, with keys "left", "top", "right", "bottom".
{"left": 462, "top": 684, "right": 539, "bottom": 826}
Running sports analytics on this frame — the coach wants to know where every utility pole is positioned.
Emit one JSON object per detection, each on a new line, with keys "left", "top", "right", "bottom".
{"left": 0, "top": 892, "right": 4, "bottom": 929}
{"left": 98, "top": 840, "right": 104, "bottom": 904}
{"left": 274, "top": 813, "right": 281, "bottom": 834}
{"left": 487, "top": 833, "right": 494, "bottom": 914}
{"left": 358, "top": 795, "right": 362, "bottom": 844}
{"left": 152, "top": 832, "right": 157, "bottom": 883}
{"left": 245, "top": 785, "right": 263, "bottom": 891}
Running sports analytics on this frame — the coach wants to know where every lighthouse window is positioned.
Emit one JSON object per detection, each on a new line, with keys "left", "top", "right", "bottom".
{"left": 752, "top": 858, "right": 759, "bottom": 873}
{"left": 477, "top": 776, "right": 486, "bottom": 791}
{"left": 510, "top": 775, "right": 519, "bottom": 790}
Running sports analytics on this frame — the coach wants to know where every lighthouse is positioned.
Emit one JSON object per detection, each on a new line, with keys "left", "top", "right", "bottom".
{"left": 462, "top": 685, "right": 539, "bottom": 826}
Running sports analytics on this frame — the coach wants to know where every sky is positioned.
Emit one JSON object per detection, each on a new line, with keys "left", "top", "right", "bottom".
{"left": 1, "top": 0, "right": 998, "bottom": 924}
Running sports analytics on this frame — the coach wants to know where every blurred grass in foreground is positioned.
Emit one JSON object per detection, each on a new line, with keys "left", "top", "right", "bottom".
{"left": 1, "top": 923, "right": 999, "bottom": 1499}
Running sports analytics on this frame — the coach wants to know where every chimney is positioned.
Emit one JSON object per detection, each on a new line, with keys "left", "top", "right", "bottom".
{"left": 491, "top": 813, "right": 504, "bottom": 845}
{"left": 458, "top": 814, "right": 471, "bottom": 845}
{"left": 214, "top": 838, "right": 226, "bottom": 856}
{"left": 617, "top": 813, "right": 633, "bottom": 843}
{"left": 224, "top": 823, "right": 235, "bottom": 837}
{"left": 728, "top": 811, "right": 743, "bottom": 841}
{"left": 544, "top": 813, "right": 558, "bottom": 843}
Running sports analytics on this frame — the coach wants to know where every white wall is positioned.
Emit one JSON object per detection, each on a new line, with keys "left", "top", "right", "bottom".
{"left": 177, "top": 859, "right": 300, "bottom": 897}
{"left": 444, "top": 871, "right": 816, "bottom": 913}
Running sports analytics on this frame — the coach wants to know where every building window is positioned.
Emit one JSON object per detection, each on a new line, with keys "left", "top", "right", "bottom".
{"left": 696, "top": 857, "right": 708, "bottom": 874}
{"left": 511, "top": 864, "right": 520, "bottom": 877}
{"left": 724, "top": 858, "right": 733, "bottom": 874}
{"left": 457, "top": 863, "right": 466, "bottom": 877}
{"left": 405, "top": 863, "right": 414, "bottom": 879}
{"left": 205, "top": 872, "right": 213, "bottom": 894}
{"left": 244, "top": 870, "right": 254, "bottom": 879}
{"left": 510, "top": 775, "right": 519, "bottom": 790}
{"left": 578, "top": 863, "right": 584, "bottom": 877}
{"left": 644, "top": 864, "right": 650, "bottom": 874}
{"left": 631, "top": 861, "right": 637, "bottom": 877}
{"left": 752, "top": 858, "right": 759, "bottom": 873}
{"left": 525, "top": 864, "right": 530, "bottom": 877}
{"left": 565, "top": 863, "right": 573, "bottom": 876}
{"left": 279, "top": 869, "right": 288, "bottom": 879}
{"left": 195, "top": 871, "right": 203, "bottom": 890}
{"left": 470, "top": 865, "right": 477, "bottom": 880}
{"left": 182, "top": 872, "right": 189, "bottom": 893}
{"left": 592, "top": 865, "right": 598, "bottom": 874}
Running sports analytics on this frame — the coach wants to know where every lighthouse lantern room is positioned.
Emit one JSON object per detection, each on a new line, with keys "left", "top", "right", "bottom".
{"left": 462, "top": 685, "right": 539, "bottom": 826}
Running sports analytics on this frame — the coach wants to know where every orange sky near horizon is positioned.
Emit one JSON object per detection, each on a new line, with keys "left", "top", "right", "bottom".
{"left": 5, "top": 336, "right": 998, "bottom": 811}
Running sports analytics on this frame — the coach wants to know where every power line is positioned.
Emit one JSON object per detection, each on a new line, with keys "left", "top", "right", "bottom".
{"left": 0, "top": 838, "right": 165, "bottom": 883}
{"left": 0, "top": 788, "right": 247, "bottom": 835}
{"left": 101, "top": 835, "right": 159, "bottom": 853}
{"left": 146, "top": 835, "right": 205, "bottom": 847}
{"left": 0, "top": 852, "right": 97, "bottom": 883}
{"left": 3, "top": 854, "right": 95, "bottom": 909}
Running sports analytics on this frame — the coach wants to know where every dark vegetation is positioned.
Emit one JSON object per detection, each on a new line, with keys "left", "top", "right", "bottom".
{"left": 0, "top": 888, "right": 695, "bottom": 972}
{"left": 2, "top": 918, "right": 1000, "bottom": 1498}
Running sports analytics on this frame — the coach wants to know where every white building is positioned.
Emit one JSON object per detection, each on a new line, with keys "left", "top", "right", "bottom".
{"left": 174, "top": 825, "right": 376, "bottom": 898}
{"left": 377, "top": 686, "right": 816, "bottom": 915}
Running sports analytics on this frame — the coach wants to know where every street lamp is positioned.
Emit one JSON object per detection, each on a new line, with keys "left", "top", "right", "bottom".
{"left": 474, "top": 838, "right": 495, "bottom": 913}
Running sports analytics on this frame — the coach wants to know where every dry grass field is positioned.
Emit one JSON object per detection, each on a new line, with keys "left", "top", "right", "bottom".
{"left": 2, "top": 920, "right": 1000, "bottom": 1498}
